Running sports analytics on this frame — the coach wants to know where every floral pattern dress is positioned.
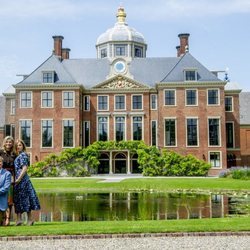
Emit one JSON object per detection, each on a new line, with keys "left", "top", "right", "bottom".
{"left": 14, "top": 152, "right": 40, "bottom": 213}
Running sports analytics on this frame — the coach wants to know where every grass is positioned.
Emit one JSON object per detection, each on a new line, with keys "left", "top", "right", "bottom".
{"left": 1, "top": 177, "right": 249, "bottom": 237}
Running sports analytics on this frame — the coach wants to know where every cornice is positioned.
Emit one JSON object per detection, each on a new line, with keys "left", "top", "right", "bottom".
{"left": 156, "top": 81, "right": 226, "bottom": 89}
{"left": 13, "top": 84, "right": 84, "bottom": 91}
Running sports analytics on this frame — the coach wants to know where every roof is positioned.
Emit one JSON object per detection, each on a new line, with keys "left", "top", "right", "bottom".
{"left": 240, "top": 92, "right": 250, "bottom": 125}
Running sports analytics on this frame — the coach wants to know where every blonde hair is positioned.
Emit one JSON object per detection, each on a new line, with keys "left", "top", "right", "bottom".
{"left": 2, "top": 136, "right": 15, "bottom": 153}
{"left": 0, "top": 156, "right": 3, "bottom": 162}
{"left": 15, "top": 139, "right": 27, "bottom": 152}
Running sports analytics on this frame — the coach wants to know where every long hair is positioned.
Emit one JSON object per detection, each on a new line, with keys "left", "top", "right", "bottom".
{"left": 15, "top": 139, "right": 27, "bottom": 152}
{"left": 2, "top": 136, "right": 15, "bottom": 154}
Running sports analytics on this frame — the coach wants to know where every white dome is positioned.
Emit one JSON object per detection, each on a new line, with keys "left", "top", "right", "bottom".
{"left": 96, "top": 7, "right": 146, "bottom": 46}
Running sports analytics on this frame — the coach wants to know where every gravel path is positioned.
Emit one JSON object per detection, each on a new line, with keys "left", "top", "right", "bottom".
{"left": 1, "top": 235, "right": 250, "bottom": 250}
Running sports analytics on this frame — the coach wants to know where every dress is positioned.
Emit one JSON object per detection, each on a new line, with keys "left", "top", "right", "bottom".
{"left": 0, "top": 149, "right": 16, "bottom": 206}
{"left": 14, "top": 152, "right": 40, "bottom": 213}
{"left": 0, "top": 168, "right": 11, "bottom": 211}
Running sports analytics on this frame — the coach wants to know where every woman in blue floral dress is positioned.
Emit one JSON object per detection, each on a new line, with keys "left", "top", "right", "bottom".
{"left": 14, "top": 139, "right": 40, "bottom": 226}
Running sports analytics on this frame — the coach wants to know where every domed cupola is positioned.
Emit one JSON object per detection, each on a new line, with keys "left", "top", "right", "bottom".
{"left": 96, "top": 6, "right": 147, "bottom": 59}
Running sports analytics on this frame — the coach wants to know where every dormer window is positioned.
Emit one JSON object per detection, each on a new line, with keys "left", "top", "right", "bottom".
{"left": 184, "top": 69, "right": 197, "bottom": 81}
{"left": 43, "top": 71, "right": 54, "bottom": 83}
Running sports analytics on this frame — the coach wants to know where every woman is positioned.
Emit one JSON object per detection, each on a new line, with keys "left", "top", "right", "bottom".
{"left": 0, "top": 136, "right": 16, "bottom": 226}
{"left": 0, "top": 156, "right": 11, "bottom": 226}
{"left": 14, "top": 139, "right": 40, "bottom": 226}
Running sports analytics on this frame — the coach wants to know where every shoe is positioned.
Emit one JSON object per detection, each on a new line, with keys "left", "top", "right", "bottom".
{"left": 15, "top": 221, "right": 23, "bottom": 226}
{"left": 27, "top": 220, "right": 34, "bottom": 226}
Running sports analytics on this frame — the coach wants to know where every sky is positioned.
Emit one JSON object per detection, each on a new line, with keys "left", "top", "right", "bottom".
{"left": 0, "top": 0, "right": 250, "bottom": 95}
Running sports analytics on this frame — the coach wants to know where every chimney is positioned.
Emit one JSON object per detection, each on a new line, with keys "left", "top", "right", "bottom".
{"left": 52, "top": 35, "right": 64, "bottom": 57}
{"left": 177, "top": 33, "right": 190, "bottom": 57}
{"left": 62, "top": 48, "right": 71, "bottom": 59}
{"left": 176, "top": 45, "right": 181, "bottom": 57}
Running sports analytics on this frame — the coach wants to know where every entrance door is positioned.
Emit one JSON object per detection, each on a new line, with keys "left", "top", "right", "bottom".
{"left": 114, "top": 153, "right": 127, "bottom": 174}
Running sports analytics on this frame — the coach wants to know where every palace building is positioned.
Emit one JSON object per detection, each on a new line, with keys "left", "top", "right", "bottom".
{"left": 2, "top": 7, "right": 243, "bottom": 175}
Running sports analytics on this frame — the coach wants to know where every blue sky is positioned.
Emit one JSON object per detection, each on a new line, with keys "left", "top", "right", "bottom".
{"left": 0, "top": 0, "right": 249, "bottom": 95}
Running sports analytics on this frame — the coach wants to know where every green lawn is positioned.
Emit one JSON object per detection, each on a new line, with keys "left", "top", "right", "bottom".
{"left": 1, "top": 177, "right": 249, "bottom": 237}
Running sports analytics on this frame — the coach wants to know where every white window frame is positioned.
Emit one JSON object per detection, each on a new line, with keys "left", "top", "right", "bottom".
{"left": 96, "top": 116, "right": 109, "bottom": 141}
{"left": 185, "top": 89, "right": 198, "bottom": 106}
{"left": 114, "top": 94, "right": 126, "bottom": 111}
{"left": 42, "top": 71, "right": 55, "bottom": 83}
{"left": 186, "top": 117, "right": 199, "bottom": 147}
{"left": 62, "top": 91, "right": 75, "bottom": 108}
{"left": 150, "top": 94, "right": 158, "bottom": 110}
{"left": 10, "top": 99, "right": 16, "bottom": 115}
{"left": 208, "top": 151, "right": 222, "bottom": 169}
{"left": 62, "top": 119, "right": 75, "bottom": 148}
{"left": 184, "top": 69, "right": 197, "bottom": 81}
{"left": 19, "top": 119, "right": 32, "bottom": 148}
{"left": 131, "top": 94, "right": 143, "bottom": 111}
{"left": 41, "top": 91, "right": 54, "bottom": 108}
{"left": 164, "top": 89, "right": 176, "bottom": 106}
{"left": 208, "top": 117, "right": 221, "bottom": 147}
{"left": 97, "top": 95, "right": 109, "bottom": 111}
{"left": 41, "top": 119, "right": 53, "bottom": 148}
{"left": 131, "top": 115, "right": 144, "bottom": 141}
{"left": 225, "top": 96, "right": 234, "bottom": 112}
{"left": 151, "top": 120, "right": 158, "bottom": 146}
{"left": 114, "top": 115, "right": 127, "bottom": 141}
{"left": 207, "top": 88, "right": 220, "bottom": 106}
{"left": 164, "top": 117, "right": 177, "bottom": 147}
{"left": 226, "top": 121, "right": 235, "bottom": 148}
{"left": 20, "top": 91, "right": 32, "bottom": 108}
{"left": 84, "top": 95, "right": 90, "bottom": 111}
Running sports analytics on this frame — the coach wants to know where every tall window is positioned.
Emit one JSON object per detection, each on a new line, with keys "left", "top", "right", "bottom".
{"left": 98, "top": 117, "right": 108, "bottom": 141}
{"left": 41, "top": 91, "right": 53, "bottom": 108}
{"left": 20, "top": 120, "right": 32, "bottom": 147}
{"left": 42, "top": 120, "right": 53, "bottom": 147}
{"left": 150, "top": 94, "right": 157, "bottom": 110}
{"left": 63, "top": 120, "right": 74, "bottom": 147}
{"left": 83, "top": 121, "right": 90, "bottom": 147}
{"left": 208, "top": 118, "right": 220, "bottom": 146}
{"left": 208, "top": 89, "right": 219, "bottom": 105}
{"left": 20, "top": 91, "right": 32, "bottom": 108}
{"left": 186, "top": 89, "right": 197, "bottom": 105}
{"left": 151, "top": 120, "right": 157, "bottom": 146}
{"left": 164, "top": 90, "right": 175, "bottom": 106}
{"left": 63, "top": 91, "right": 74, "bottom": 108}
{"left": 43, "top": 72, "right": 54, "bottom": 83}
{"left": 98, "top": 95, "right": 108, "bottom": 111}
{"left": 209, "top": 152, "right": 221, "bottom": 168}
{"left": 115, "top": 117, "right": 125, "bottom": 141}
{"left": 225, "top": 96, "right": 233, "bottom": 111}
{"left": 10, "top": 99, "right": 15, "bottom": 115}
{"left": 186, "top": 118, "right": 198, "bottom": 146}
{"left": 132, "top": 95, "right": 142, "bottom": 110}
{"left": 226, "top": 122, "right": 234, "bottom": 148}
{"left": 84, "top": 96, "right": 90, "bottom": 111}
{"left": 115, "top": 95, "right": 125, "bottom": 110}
{"left": 132, "top": 116, "right": 142, "bottom": 140}
{"left": 165, "top": 119, "right": 176, "bottom": 146}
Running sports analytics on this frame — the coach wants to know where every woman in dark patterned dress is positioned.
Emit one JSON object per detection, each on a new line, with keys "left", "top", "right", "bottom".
{"left": 0, "top": 136, "right": 16, "bottom": 226}
{"left": 14, "top": 139, "right": 40, "bottom": 226}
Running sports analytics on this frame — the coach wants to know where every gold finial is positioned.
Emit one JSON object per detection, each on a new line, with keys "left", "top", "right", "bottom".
{"left": 116, "top": 6, "right": 126, "bottom": 23}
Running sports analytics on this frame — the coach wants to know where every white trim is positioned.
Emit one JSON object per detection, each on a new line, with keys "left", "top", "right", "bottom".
{"left": 207, "top": 88, "right": 220, "bottom": 106}
{"left": 96, "top": 116, "right": 109, "bottom": 141}
{"left": 83, "top": 95, "right": 90, "bottom": 111}
{"left": 42, "top": 71, "right": 55, "bottom": 83}
{"left": 62, "top": 91, "right": 75, "bottom": 108}
{"left": 164, "top": 89, "right": 176, "bottom": 106}
{"left": 150, "top": 94, "right": 158, "bottom": 110}
{"left": 20, "top": 91, "right": 33, "bottom": 108}
{"left": 130, "top": 115, "right": 144, "bottom": 141}
{"left": 151, "top": 120, "right": 158, "bottom": 146}
{"left": 225, "top": 96, "right": 234, "bottom": 112}
{"left": 131, "top": 94, "right": 143, "bottom": 111}
{"left": 10, "top": 99, "right": 16, "bottom": 115}
{"left": 97, "top": 95, "right": 109, "bottom": 111}
{"left": 226, "top": 121, "right": 235, "bottom": 148}
{"left": 19, "top": 119, "right": 32, "bottom": 148}
{"left": 114, "top": 115, "right": 127, "bottom": 141}
{"left": 186, "top": 117, "right": 199, "bottom": 147}
{"left": 164, "top": 117, "right": 177, "bottom": 147}
{"left": 183, "top": 68, "right": 198, "bottom": 82}
{"left": 62, "top": 119, "right": 75, "bottom": 148}
{"left": 41, "top": 119, "right": 54, "bottom": 148}
{"left": 185, "top": 89, "right": 198, "bottom": 106}
{"left": 208, "top": 151, "right": 222, "bottom": 169}
{"left": 41, "top": 91, "right": 54, "bottom": 108}
{"left": 114, "top": 94, "right": 126, "bottom": 111}
{"left": 207, "top": 117, "right": 221, "bottom": 147}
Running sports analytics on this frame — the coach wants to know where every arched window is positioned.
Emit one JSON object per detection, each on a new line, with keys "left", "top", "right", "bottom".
{"left": 98, "top": 153, "right": 110, "bottom": 174}
{"left": 114, "top": 153, "right": 127, "bottom": 174}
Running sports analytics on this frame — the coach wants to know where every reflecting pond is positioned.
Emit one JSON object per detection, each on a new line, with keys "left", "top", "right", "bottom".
{"left": 33, "top": 192, "right": 250, "bottom": 222}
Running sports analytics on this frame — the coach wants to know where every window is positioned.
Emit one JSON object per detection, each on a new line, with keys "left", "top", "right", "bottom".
{"left": 41, "top": 91, "right": 53, "bottom": 108}
{"left": 164, "top": 90, "right": 176, "bottom": 106}
{"left": 226, "top": 122, "right": 234, "bottom": 148}
{"left": 63, "top": 120, "right": 74, "bottom": 147}
{"left": 132, "top": 116, "right": 143, "bottom": 140}
{"left": 186, "top": 118, "right": 198, "bottom": 146}
{"left": 208, "top": 118, "right": 220, "bottom": 146}
{"left": 41, "top": 120, "right": 53, "bottom": 147}
{"left": 115, "top": 95, "right": 125, "bottom": 110}
{"left": 132, "top": 95, "right": 142, "bottom": 110}
{"left": 98, "top": 117, "right": 108, "bottom": 141}
{"left": 186, "top": 89, "right": 197, "bottom": 106}
{"left": 184, "top": 70, "right": 197, "bottom": 81}
{"left": 208, "top": 89, "right": 219, "bottom": 105}
{"left": 209, "top": 152, "right": 221, "bottom": 168}
{"left": 115, "top": 44, "right": 127, "bottom": 56}
{"left": 10, "top": 99, "right": 15, "bottom": 115}
{"left": 151, "top": 120, "right": 157, "bottom": 146}
{"left": 98, "top": 95, "right": 108, "bottom": 111}
{"left": 4, "top": 124, "right": 15, "bottom": 139}
{"left": 43, "top": 72, "right": 54, "bottom": 83}
{"left": 150, "top": 94, "right": 157, "bottom": 110}
{"left": 134, "top": 46, "right": 143, "bottom": 57}
{"left": 84, "top": 96, "right": 90, "bottom": 111}
{"left": 115, "top": 117, "right": 125, "bottom": 141}
{"left": 165, "top": 119, "right": 176, "bottom": 146}
{"left": 83, "top": 121, "right": 90, "bottom": 147}
{"left": 63, "top": 91, "right": 74, "bottom": 108}
{"left": 225, "top": 96, "right": 233, "bottom": 111}
{"left": 20, "top": 91, "right": 32, "bottom": 108}
{"left": 20, "top": 120, "right": 32, "bottom": 147}
{"left": 101, "top": 48, "right": 107, "bottom": 58}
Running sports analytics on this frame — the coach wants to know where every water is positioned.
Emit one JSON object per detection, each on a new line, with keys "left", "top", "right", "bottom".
{"left": 33, "top": 192, "right": 249, "bottom": 222}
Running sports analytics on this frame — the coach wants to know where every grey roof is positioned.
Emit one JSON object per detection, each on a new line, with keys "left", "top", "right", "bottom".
{"left": 161, "top": 53, "right": 221, "bottom": 83}
{"left": 0, "top": 96, "right": 5, "bottom": 127}
{"left": 240, "top": 92, "right": 250, "bottom": 125}
{"left": 15, "top": 52, "right": 223, "bottom": 89}
{"left": 225, "top": 81, "right": 241, "bottom": 91}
